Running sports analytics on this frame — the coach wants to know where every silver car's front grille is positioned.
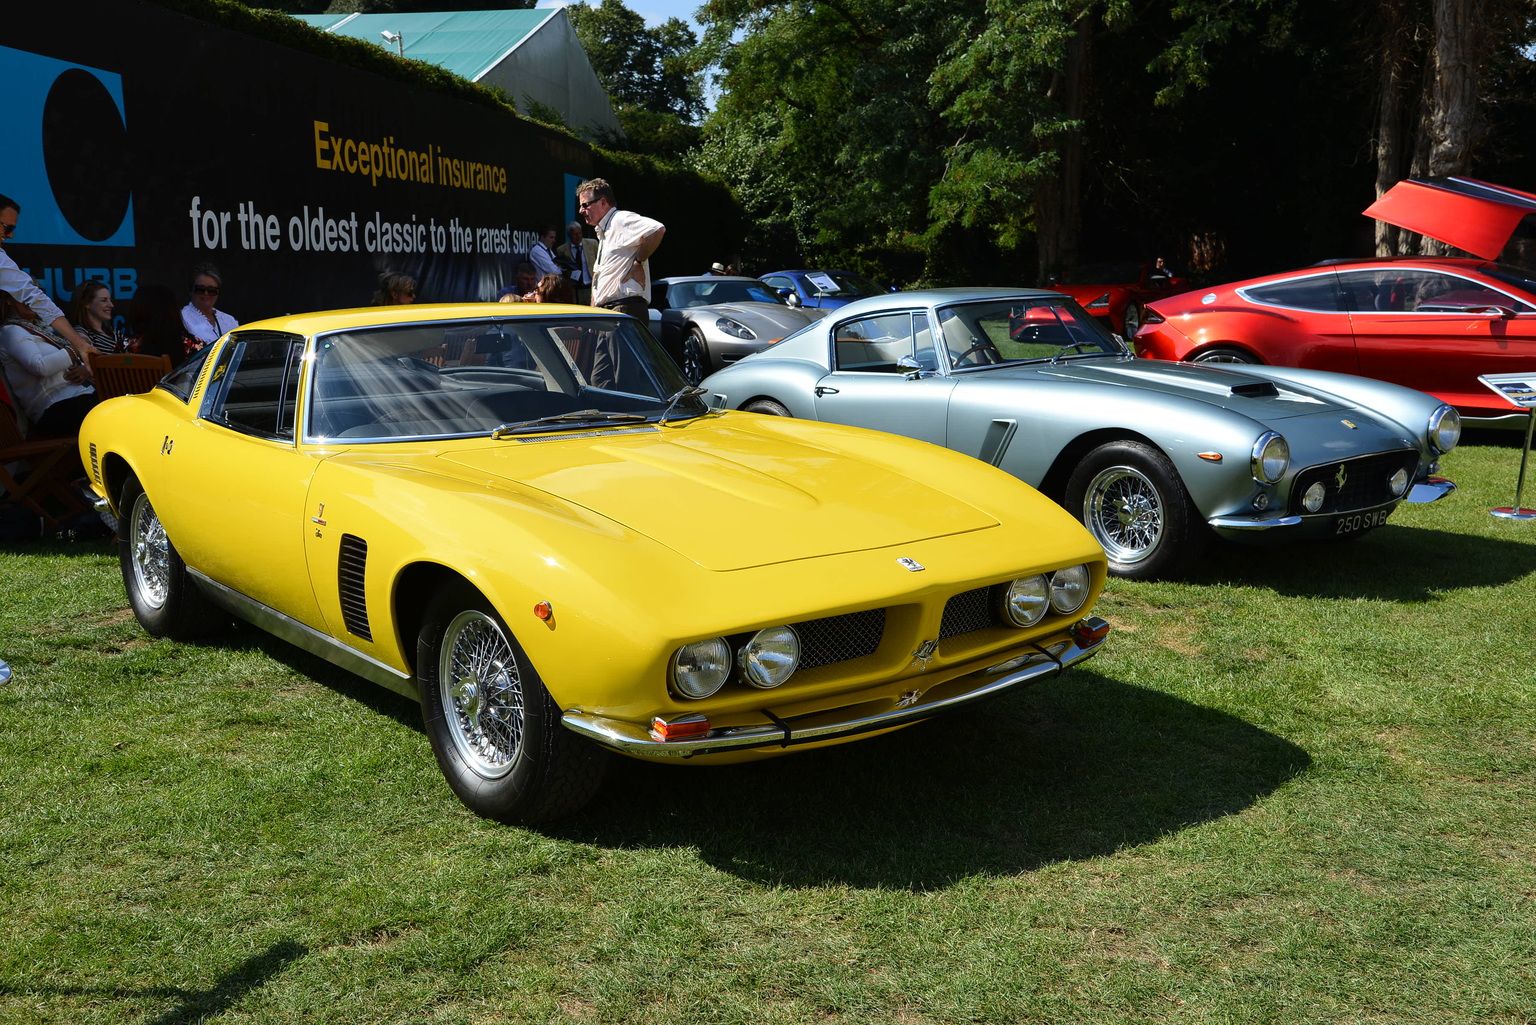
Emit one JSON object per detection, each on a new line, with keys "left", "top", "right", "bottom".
{"left": 1289, "top": 451, "right": 1420, "bottom": 514}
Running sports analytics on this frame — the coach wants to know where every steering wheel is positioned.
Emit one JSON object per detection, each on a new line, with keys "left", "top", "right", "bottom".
{"left": 951, "top": 341, "right": 997, "bottom": 367}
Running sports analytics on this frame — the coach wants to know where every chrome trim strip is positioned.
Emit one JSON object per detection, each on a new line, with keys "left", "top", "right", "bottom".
{"left": 1206, "top": 514, "right": 1304, "bottom": 531}
{"left": 559, "top": 618, "right": 1109, "bottom": 758}
{"left": 1407, "top": 477, "right": 1457, "bottom": 503}
{"left": 188, "top": 570, "right": 416, "bottom": 698}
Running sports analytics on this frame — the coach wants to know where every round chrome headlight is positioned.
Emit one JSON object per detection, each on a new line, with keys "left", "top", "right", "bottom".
{"left": 670, "top": 638, "right": 731, "bottom": 699}
{"left": 1049, "top": 565, "right": 1091, "bottom": 615}
{"left": 998, "top": 575, "right": 1050, "bottom": 627}
{"left": 1428, "top": 405, "right": 1460, "bottom": 454}
{"left": 1389, "top": 468, "right": 1409, "bottom": 496}
{"left": 715, "top": 317, "right": 755, "bottom": 340}
{"left": 1251, "top": 431, "right": 1289, "bottom": 484}
{"left": 1301, "top": 481, "right": 1327, "bottom": 513}
{"left": 738, "top": 626, "right": 801, "bottom": 689}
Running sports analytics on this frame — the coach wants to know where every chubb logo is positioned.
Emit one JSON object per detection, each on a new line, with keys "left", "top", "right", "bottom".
{"left": 0, "top": 46, "right": 134, "bottom": 246}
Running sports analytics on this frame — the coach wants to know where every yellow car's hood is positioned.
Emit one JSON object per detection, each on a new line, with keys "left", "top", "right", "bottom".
{"left": 438, "top": 422, "right": 998, "bottom": 571}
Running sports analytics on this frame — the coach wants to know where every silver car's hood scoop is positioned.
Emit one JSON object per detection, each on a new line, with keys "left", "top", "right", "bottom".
{"left": 1032, "top": 358, "right": 1349, "bottom": 419}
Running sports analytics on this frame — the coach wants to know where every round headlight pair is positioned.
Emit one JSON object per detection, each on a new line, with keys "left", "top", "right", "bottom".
{"left": 1428, "top": 405, "right": 1461, "bottom": 454}
{"left": 1251, "top": 431, "right": 1289, "bottom": 484}
{"left": 997, "top": 565, "right": 1093, "bottom": 627}
{"left": 670, "top": 626, "right": 802, "bottom": 699}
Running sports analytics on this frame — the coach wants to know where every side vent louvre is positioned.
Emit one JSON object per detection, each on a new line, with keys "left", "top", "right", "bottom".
{"left": 338, "top": 534, "right": 372, "bottom": 641}
{"left": 89, "top": 443, "right": 101, "bottom": 485}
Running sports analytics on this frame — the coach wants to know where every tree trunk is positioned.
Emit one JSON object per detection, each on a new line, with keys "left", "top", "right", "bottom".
{"left": 1427, "top": 0, "right": 1484, "bottom": 177}
{"left": 1036, "top": 13, "right": 1089, "bottom": 284}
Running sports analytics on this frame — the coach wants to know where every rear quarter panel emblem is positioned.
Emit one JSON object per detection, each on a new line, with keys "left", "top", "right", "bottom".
{"left": 897, "top": 557, "right": 925, "bottom": 572}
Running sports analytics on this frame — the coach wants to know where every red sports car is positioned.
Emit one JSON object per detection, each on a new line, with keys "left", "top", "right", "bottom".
{"left": 1050, "top": 260, "right": 1185, "bottom": 338}
{"left": 1133, "top": 177, "right": 1536, "bottom": 425}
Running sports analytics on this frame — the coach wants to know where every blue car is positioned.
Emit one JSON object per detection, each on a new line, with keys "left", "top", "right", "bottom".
{"left": 759, "top": 269, "right": 890, "bottom": 310}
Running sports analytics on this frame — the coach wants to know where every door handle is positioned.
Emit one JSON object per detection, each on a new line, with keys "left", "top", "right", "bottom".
{"left": 815, "top": 386, "right": 840, "bottom": 397}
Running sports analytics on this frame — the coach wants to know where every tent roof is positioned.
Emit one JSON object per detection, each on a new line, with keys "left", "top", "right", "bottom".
{"left": 295, "top": 10, "right": 557, "bottom": 81}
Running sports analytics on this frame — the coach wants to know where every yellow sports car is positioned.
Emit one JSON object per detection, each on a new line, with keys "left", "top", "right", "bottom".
{"left": 79, "top": 303, "right": 1110, "bottom": 824}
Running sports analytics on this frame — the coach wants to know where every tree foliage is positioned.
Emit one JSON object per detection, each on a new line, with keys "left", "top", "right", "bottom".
{"left": 695, "top": 0, "right": 1536, "bottom": 283}
{"left": 569, "top": 0, "right": 707, "bottom": 122}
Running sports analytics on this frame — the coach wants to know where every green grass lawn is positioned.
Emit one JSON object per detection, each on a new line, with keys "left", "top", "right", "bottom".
{"left": 2, "top": 439, "right": 1534, "bottom": 1024}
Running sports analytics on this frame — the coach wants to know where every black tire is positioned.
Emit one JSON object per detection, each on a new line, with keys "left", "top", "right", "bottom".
{"left": 118, "top": 476, "right": 223, "bottom": 639}
{"left": 682, "top": 330, "right": 710, "bottom": 384}
{"left": 1189, "top": 346, "right": 1260, "bottom": 365}
{"left": 417, "top": 583, "right": 606, "bottom": 825}
{"left": 1064, "top": 441, "right": 1206, "bottom": 580}
{"left": 741, "top": 398, "right": 791, "bottom": 417}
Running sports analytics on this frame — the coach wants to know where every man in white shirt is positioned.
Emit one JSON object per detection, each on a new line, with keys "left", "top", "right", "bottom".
{"left": 578, "top": 178, "right": 665, "bottom": 322}
{"left": 0, "top": 193, "right": 95, "bottom": 364}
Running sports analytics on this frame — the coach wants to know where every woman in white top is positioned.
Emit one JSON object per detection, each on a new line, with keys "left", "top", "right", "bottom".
{"left": 0, "top": 289, "right": 96, "bottom": 435}
{"left": 180, "top": 263, "right": 238, "bottom": 348}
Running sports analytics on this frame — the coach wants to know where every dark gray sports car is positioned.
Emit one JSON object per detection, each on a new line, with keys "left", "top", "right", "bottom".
{"left": 650, "top": 276, "right": 829, "bottom": 384}
{"left": 697, "top": 288, "right": 1459, "bottom": 579}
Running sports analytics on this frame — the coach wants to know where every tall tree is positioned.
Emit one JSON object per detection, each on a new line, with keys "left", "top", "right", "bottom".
{"left": 568, "top": 0, "right": 706, "bottom": 159}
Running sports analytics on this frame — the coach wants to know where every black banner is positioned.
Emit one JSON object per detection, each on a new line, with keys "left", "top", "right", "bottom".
{"left": 4, "top": 0, "right": 595, "bottom": 328}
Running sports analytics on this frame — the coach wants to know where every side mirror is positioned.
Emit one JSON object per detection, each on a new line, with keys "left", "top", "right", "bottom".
{"left": 896, "top": 355, "right": 927, "bottom": 380}
{"left": 778, "top": 289, "right": 801, "bottom": 308}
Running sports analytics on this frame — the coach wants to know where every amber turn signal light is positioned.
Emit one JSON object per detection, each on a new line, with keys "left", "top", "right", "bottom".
{"left": 651, "top": 714, "right": 710, "bottom": 741}
{"left": 1071, "top": 617, "right": 1111, "bottom": 647}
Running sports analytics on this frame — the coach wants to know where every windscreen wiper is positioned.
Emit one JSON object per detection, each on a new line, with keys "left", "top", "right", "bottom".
{"left": 658, "top": 385, "right": 712, "bottom": 426}
{"left": 492, "top": 410, "right": 647, "bottom": 438}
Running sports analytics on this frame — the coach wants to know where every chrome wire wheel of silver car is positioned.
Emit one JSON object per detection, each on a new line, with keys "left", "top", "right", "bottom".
{"left": 438, "top": 609, "right": 524, "bottom": 779}
{"left": 1065, "top": 441, "right": 1206, "bottom": 581}
{"left": 117, "top": 475, "right": 222, "bottom": 639}
{"left": 418, "top": 584, "right": 607, "bottom": 824}
{"left": 1083, "top": 464, "right": 1165, "bottom": 565}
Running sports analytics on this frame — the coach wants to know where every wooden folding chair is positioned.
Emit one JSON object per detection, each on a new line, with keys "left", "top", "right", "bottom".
{"left": 0, "top": 396, "right": 89, "bottom": 535}
{"left": 88, "top": 351, "right": 172, "bottom": 401}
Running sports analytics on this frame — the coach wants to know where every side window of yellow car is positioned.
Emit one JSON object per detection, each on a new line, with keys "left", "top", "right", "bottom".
{"left": 201, "top": 331, "right": 306, "bottom": 441}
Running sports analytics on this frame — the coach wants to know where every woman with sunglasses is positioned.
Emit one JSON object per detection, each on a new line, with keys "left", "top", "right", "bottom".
{"left": 180, "top": 263, "right": 238, "bottom": 350}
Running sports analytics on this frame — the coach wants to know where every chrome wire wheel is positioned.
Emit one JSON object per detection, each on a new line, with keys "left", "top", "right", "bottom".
{"left": 1083, "top": 464, "right": 1165, "bottom": 565}
{"left": 438, "top": 610, "right": 525, "bottom": 779}
{"left": 129, "top": 491, "right": 172, "bottom": 610}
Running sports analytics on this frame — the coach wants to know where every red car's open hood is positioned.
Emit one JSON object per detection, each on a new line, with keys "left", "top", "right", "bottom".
{"left": 1363, "top": 177, "right": 1536, "bottom": 260}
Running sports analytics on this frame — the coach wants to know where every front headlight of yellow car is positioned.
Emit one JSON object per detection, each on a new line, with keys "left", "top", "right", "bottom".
{"left": 1048, "top": 564, "right": 1092, "bottom": 615}
{"left": 996, "top": 575, "right": 1050, "bottom": 627}
{"left": 671, "top": 637, "right": 732, "bottom": 699}
{"left": 738, "top": 625, "right": 802, "bottom": 689}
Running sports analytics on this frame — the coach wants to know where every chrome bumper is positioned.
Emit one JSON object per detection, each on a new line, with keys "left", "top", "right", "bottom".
{"left": 1407, "top": 476, "right": 1456, "bottom": 503}
{"left": 560, "top": 617, "right": 1109, "bottom": 758}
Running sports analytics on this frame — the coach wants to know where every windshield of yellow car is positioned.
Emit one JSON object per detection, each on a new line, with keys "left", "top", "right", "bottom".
{"left": 304, "top": 314, "right": 704, "bottom": 443}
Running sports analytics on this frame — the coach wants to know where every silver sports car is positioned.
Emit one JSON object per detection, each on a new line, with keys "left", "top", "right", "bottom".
{"left": 650, "top": 276, "right": 829, "bottom": 383}
{"left": 698, "top": 288, "right": 1459, "bottom": 579}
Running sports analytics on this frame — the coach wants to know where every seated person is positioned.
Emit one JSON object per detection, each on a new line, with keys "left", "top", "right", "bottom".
{"left": 0, "top": 288, "right": 97, "bottom": 436}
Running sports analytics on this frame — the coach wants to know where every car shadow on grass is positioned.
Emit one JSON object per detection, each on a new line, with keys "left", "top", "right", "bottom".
{"left": 548, "top": 671, "right": 1309, "bottom": 891}
{"left": 1192, "top": 525, "right": 1536, "bottom": 600}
